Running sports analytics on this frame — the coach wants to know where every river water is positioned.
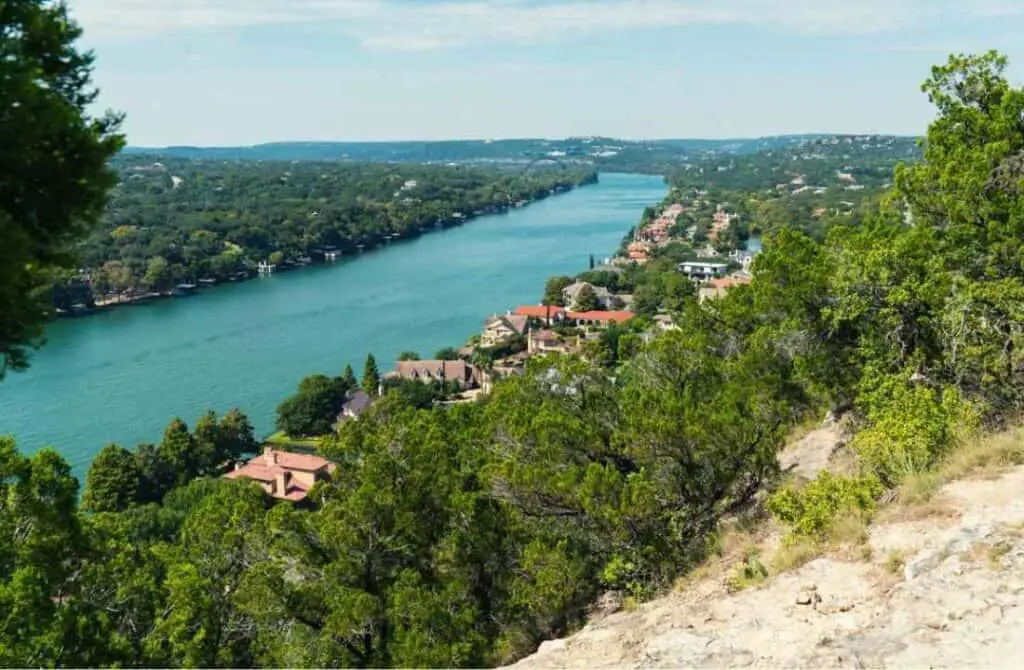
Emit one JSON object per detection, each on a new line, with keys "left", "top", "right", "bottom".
{"left": 0, "top": 173, "right": 667, "bottom": 479}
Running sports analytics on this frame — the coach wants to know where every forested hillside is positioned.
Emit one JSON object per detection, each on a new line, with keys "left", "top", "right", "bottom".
{"left": 52, "top": 159, "right": 595, "bottom": 308}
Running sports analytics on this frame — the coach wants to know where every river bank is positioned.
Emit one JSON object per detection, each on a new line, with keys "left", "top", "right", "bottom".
{"left": 57, "top": 177, "right": 598, "bottom": 320}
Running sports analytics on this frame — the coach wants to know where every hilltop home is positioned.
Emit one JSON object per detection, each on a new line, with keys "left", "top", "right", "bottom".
{"left": 562, "top": 281, "right": 612, "bottom": 310}
{"left": 225, "top": 447, "right": 335, "bottom": 503}
{"left": 679, "top": 261, "right": 728, "bottom": 282}
{"left": 386, "top": 360, "right": 483, "bottom": 390}
{"left": 481, "top": 313, "right": 530, "bottom": 348}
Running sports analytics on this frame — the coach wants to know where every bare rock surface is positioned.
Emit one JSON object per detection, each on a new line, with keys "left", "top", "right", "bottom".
{"left": 508, "top": 467, "right": 1024, "bottom": 669}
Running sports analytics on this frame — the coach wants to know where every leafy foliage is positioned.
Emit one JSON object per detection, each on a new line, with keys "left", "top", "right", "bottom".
{"left": 0, "top": 0, "right": 123, "bottom": 376}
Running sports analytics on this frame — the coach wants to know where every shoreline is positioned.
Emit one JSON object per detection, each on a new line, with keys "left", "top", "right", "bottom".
{"left": 55, "top": 175, "right": 599, "bottom": 321}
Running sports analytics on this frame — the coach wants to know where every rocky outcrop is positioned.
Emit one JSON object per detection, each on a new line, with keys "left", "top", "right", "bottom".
{"left": 509, "top": 467, "right": 1024, "bottom": 669}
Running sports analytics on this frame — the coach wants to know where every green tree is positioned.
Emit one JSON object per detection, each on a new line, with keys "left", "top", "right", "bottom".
{"left": 363, "top": 353, "right": 381, "bottom": 395}
{"left": 0, "top": 438, "right": 87, "bottom": 666}
{"left": 341, "top": 363, "right": 358, "bottom": 388}
{"left": 434, "top": 347, "right": 461, "bottom": 361}
{"left": 573, "top": 284, "right": 600, "bottom": 311}
{"left": 398, "top": 351, "right": 421, "bottom": 361}
{"left": 542, "top": 275, "right": 573, "bottom": 306}
{"left": 82, "top": 443, "right": 142, "bottom": 513}
{"left": 0, "top": 0, "right": 123, "bottom": 378}
{"left": 158, "top": 418, "right": 198, "bottom": 487}
{"left": 275, "top": 374, "right": 347, "bottom": 437}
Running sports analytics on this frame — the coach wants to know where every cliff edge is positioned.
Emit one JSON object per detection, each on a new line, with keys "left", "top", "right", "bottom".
{"left": 510, "top": 427, "right": 1024, "bottom": 669}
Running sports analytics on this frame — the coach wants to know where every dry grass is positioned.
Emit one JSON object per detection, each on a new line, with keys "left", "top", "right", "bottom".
{"left": 987, "top": 541, "right": 1012, "bottom": 570}
{"left": 884, "top": 549, "right": 906, "bottom": 575}
{"left": 894, "top": 427, "right": 1024, "bottom": 506}
{"left": 770, "top": 535, "right": 822, "bottom": 574}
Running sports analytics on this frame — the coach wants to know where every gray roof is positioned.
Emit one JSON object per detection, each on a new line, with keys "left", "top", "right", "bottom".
{"left": 342, "top": 389, "right": 373, "bottom": 415}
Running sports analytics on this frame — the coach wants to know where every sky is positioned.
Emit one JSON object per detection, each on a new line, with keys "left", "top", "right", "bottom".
{"left": 70, "top": 0, "right": 1024, "bottom": 146}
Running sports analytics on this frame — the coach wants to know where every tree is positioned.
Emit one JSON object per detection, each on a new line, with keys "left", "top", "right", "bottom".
{"left": 0, "top": 438, "right": 87, "bottom": 666}
{"left": 542, "top": 276, "right": 573, "bottom": 306}
{"left": 574, "top": 284, "right": 600, "bottom": 312}
{"left": 143, "top": 256, "right": 172, "bottom": 292}
{"left": 218, "top": 408, "right": 258, "bottom": 463}
{"left": 341, "top": 364, "right": 358, "bottom": 388}
{"left": 159, "top": 419, "right": 199, "bottom": 486}
{"left": 434, "top": 347, "right": 461, "bottom": 361}
{"left": 82, "top": 444, "right": 142, "bottom": 513}
{"left": 397, "top": 351, "right": 421, "bottom": 361}
{"left": 363, "top": 353, "right": 381, "bottom": 395}
{"left": 0, "top": 0, "right": 123, "bottom": 378}
{"left": 276, "top": 374, "right": 347, "bottom": 437}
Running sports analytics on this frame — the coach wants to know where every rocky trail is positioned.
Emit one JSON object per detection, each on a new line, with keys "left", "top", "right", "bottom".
{"left": 511, "top": 426, "right": 1024, "bottom": 669}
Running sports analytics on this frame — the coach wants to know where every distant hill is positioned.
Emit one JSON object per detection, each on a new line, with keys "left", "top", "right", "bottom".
{"left": 123, "top": 134, "right": 917, "bottom": 174}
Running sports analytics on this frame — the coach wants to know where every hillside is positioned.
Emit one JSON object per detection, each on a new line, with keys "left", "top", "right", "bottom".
{"left": 511, "top": 425, "right": 1024, "bottom": 669}
{"left": 122, "top": 135, "right": 917, "bottom": 173}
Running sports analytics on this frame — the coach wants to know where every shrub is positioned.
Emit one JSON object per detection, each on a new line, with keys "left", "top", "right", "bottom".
{"left": 767, "top": 472, "right": 883, "bottom": 537}
{"left": 853, "top": 379, "right": 979, "bottom": 487}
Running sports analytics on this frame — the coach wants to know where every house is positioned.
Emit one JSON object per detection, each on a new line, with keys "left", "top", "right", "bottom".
{"left": 528, "top": 329, "right": 580, "bottom": 355}
{"left": 679, "top": 261, "right": 729, "bottom": 281}
{"left": 698, "top": 275, "right": 753, "bottom": 302}
{"left": 336, "top": 389, "right": 372, "bottom": 425}
{"left": 481, "top": 314, "right": 529, "bottom": 348}
{"left": 626, "top": 241, "right": 652, "bottom": 263}
{"left": 565, "top": 310, "right": 635, "bottom": 326}
{"left": 514, "top": 304, "right": 567, "bottom": 325}
{"left": 386, "top": 360, "right": 483, "bottom": 390}
{"left": 562, "top": 281, "right": 612, "bottom": 310}
{"left": 225, "top": 447, "right": 335, "bottom": 503}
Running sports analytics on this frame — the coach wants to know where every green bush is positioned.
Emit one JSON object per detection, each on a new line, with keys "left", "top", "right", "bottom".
{"left": 767, "top": 472, "right": 883, "bottom": 537}
{"left": 853, "top": 379, "right": 979, "bottom": 487}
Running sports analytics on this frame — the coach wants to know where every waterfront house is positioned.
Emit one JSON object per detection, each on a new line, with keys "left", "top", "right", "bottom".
{"left": 336, "top": 389, "right": 373, "bottom": 425}
{"left": 562, "top": 281, "right": 612, "bottom": 310}
{"left": 679, "top": 261, "right": 728, "bottom": 282}
{"left": 565, "top": 310, "right": 635, "bottom": 326}
{"left": 514, "top": 304, "right": 567, "bottom": 326}
{"left": 225, "top": 447, "right": 335, "bottom": 503}
{"left": 386, "top": 360, "right": 483, "bottom": 390}
{"left": 481, "top": 313, "right": 530, "bottom": 348}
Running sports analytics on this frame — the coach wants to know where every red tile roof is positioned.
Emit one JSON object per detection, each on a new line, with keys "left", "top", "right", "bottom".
{"left": 566, "top": 310, "right": 635, "bottom": 323}
{"left": 514, "top": 305, "right": 567, "bottom": 319}
{"left": 224, "top": 448, "right": 334, "bottom": 502}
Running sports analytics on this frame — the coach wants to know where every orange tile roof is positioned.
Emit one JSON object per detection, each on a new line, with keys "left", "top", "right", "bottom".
{"left": 514, "top": 305, "right": 567, "bottom": 319}
{"left": 566, "top": 310, "right": 635, "bottom": 323}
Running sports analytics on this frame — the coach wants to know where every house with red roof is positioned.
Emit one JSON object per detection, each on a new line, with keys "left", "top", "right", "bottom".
{"left": 698, "top": 275, "right": 753, "bottom": 302}
{"left": 514, "top": 304, "right": 567, "bottom": 325}
{"left": 225, "top": 447, "right": 335, "bottom": 503}
{"left": 565, "top": 309, "right": 635, "bottom": 326}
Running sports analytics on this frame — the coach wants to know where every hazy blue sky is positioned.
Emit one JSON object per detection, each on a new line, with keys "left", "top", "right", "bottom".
{"left": 71, "top": 0, "right": 1024, "bottom": 146}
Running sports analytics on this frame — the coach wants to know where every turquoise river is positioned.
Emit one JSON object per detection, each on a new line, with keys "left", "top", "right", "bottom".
{"left": 0, "top": 172, "right": 667, "bottom": 480}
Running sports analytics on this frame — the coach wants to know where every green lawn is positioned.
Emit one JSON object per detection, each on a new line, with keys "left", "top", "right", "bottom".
{"left": 264, "top": 431, "right": 325, "bottom": 450}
